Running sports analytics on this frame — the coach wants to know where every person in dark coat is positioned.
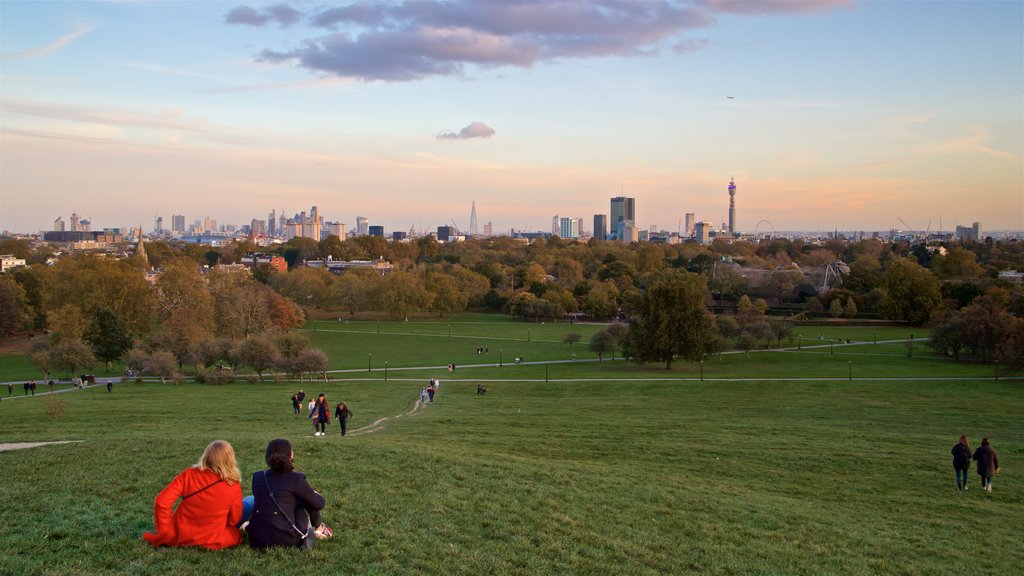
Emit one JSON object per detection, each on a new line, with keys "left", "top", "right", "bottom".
{"left": 972, "top": 438, "right": 1000, "bottom": 492}
{"left": 291, "top": 393, "right": 300, "bottom": 415}
{"left": 334, "top": 402, "right": 353, "bottom": 436}
{"left": 950, "top": 435, "right": 972, "bottom": 491}
{"left": 245, "top": 438, "right": 330, "bottom": 549}
{"left": 310, "top": 394, "right": 330, "bottom": 436}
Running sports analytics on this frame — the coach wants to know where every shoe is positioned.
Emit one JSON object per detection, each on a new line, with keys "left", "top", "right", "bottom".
{"left": 314, "top": 432, "right": 321, "bottom": 436}
{"left": 314, "top": 524, "right": 333, "bottom": 539}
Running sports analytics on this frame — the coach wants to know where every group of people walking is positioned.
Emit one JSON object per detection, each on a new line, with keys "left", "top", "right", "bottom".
{"left": 143, "top": 439, "right": 332, "bottom": 551}
{"left": 420, "top": 380, "right": 440, "bottom": 404}
{"left": 951, "top": 435, "right": 1000, "bottom": 492}
{"left": 299, "top": 391, "right": 354, "bottom": 437}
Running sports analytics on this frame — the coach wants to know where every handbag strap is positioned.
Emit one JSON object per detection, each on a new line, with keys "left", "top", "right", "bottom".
{"left": 262, "top": 471, "right": 307, "bottom": 537}
{"left": 182, "top": 479, "right": 222, "bottom": 500}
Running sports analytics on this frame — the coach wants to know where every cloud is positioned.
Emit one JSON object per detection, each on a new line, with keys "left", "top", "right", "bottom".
{"left": 1, "top": 23, "right": 96, "bottom": 61}
{"left": 230, "top": 0, "right": 846, "bottom": 82}
{"left": 225, "top": 3, "right": 303, "bottom": 27}
{"left": 437, "top": 121, "right": 496, "bottom": 140}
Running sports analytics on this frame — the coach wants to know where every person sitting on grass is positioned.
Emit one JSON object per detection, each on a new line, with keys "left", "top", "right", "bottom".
{"left": 246, "top": 438, "right": 331, "bottom": 549}
{"left": 142, "top": 440, "right": 245, "bottom": 550}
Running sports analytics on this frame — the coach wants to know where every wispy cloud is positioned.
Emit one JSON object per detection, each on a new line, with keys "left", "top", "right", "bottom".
{"left": 228, "top": 1, "right": 845, "bottom": 82}
{"left": 1, "top": 23, "right": 97, "bottom": 61}
{"left": 437, "top": 121, "right": 496, "bottom": 140}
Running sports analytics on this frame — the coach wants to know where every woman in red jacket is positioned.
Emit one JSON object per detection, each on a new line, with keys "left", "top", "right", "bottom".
{"left": 142, "top": 440, "right": 245, "bottom": 550}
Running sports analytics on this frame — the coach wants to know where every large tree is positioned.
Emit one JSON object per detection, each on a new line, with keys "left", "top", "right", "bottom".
{"left": 625, "top": 270, "right": 719, "bottom": 369}
{"left": 879, "top": 258, "right": 941, "bottom": 324}
{"left": 84, "top": 307, "right": 133, "bottom": 370}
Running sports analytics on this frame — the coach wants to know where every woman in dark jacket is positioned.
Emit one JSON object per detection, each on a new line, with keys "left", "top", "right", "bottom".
{"left": 246, "top": 438, "right": 331, "bottom": 549}
{"left": 950, "top": 435, "right": 972, "bottom": 491}
{"left": 972, "top": 438, "right": 1000, "bottom": 493}
{"left": 310, "top": 394, "right": 330, "bottom": 437}
{"left": 334, "top": 402, "right": 354, "bottom": 436}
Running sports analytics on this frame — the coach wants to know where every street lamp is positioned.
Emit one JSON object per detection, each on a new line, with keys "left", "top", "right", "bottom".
{"left": 545, "top": 364, "right": 549, "bottom": 382}
{"left": 385, "top": 360, "right": 389, "bottom": 381}
{"left": 368, "top": 352, "right": 372, "bottom": 372}
{"left": 377, "top": 321, "right": 380, "bottom": 335}
{"left": 448, "top": 324, "right": 451, "bottom": 337}
{"left": 848, "top": 361, "right": 852, "bottom": 381}
{"left": 528, "top": 328, "right": 531, "bottom": 342}
{"left": 700, "top": 360, "right": 704, "bottom": 381}
{"left": 499, "top": 349, "right": 503, "bottom": 367}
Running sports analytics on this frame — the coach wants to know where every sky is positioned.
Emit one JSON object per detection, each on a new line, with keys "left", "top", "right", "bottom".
{"left": 1, "top": 0, "right": 1022, "bottom": 237}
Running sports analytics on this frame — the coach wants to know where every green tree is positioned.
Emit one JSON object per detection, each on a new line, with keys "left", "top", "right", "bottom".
{"left": 563, "top": 332, "right": 582, "bottom": 350}
{"left": 84, "top": 307, "right": 133, "bottom": 370}
{"left": 829, "top": 298, "right": 844, "bottom": 318}
{"left": 380, "top": 271, "right": 428, "bottom": 321}
{"left": 843, "top": 297, "right": 858, "bottom": 319}
{"left": 625, "top": 270, "right": 718, "bottom": 369}
{"left": 588, "top": 330, "right": 615, "bottom": 361}
{"left": 879, "top": 258, "right": 941, "bottom": 324}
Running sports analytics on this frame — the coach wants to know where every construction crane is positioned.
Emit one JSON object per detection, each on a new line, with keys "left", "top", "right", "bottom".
{"left": 449, "top": 218, "right": 462, "bottom": 236}
{"left": 897, "top": 217, "right": 921, "bottom": 241}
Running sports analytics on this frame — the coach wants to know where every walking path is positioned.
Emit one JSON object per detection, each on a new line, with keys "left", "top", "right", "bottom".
{"left": 0, "top": 440, "right": 82, "bottom": 452}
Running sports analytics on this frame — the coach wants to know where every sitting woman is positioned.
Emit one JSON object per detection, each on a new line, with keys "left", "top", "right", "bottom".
{"left": 143, "top": 439, "right": 245, "bottom": 550}
{"left": 246, "top": 438, "right": 331, "bottom": 549}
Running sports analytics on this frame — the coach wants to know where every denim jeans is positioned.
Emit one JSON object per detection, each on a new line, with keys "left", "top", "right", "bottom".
{"left": 955, "top": 469, "right": 969, "bottom": 490}
{"left": 239, "top": 495, "right": 254, "bottom": 527}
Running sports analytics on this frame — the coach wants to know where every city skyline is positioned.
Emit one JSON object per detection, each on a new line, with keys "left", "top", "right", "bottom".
{"left": 2, "top": 1, "right": 1022, "bottom": 235}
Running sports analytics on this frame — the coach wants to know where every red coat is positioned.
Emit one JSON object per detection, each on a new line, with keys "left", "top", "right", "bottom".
{"left": 142, "top": 467, "right": 243, "bottom": 550}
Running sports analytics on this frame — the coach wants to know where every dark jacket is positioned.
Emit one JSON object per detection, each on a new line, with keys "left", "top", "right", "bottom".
{"left": 334, "top": 404, "right": 353, "bottom": 421}
{"left": 972, "top": 445, "right": 999, "bottom": 478}
{"left": 951, "top": 443, "right": 972, "bottom": 470}
{"left": 245, "top": 469, "right": 325, "bottom": 549}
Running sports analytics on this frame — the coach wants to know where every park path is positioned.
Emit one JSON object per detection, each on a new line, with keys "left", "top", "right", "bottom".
{"left": 0, "top": 440, "right": 82, "bottom": 452}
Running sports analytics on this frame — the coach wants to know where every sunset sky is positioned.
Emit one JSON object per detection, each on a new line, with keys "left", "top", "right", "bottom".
{"left": 2, "top": 1, "right": 1022, "bottom": 236}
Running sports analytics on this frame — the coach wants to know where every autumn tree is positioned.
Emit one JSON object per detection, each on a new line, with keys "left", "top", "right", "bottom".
{"left": 51, "top": 339, "right": 96, "bottom": 378}
{"left": 0, "top": 275, "right": 27, "bottom": 335}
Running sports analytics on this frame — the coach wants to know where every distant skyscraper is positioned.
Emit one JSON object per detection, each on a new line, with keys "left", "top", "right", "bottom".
{"left": 54, "top": 216, "right": 65, "bottom": 232}
{"left": 172, "top": 214, "right": 185, "bottom": 233}
{"left": 552, "top": 215, "right": 560, "bottom": 236}
{"left": 437, "top": 225, "right": 453, "bottom": 242}
{"left": 594, "top": 214, "right": 607, "bottom": 240}
{"left": 610, "top": 197, "right": 635, "bottom": 239}
{"left": 369, "top": 225, "right": 384, "bottom": 237}
{"left": 973, "top": 221, "right": 982, "bottom": 241}
{"left": 684, "top": 213, "right": 695, "bottom": 237}
{"left": 267, "top": 209, "right": 276, "bottom": 237}
{"left": 483, "top": 222, "right": 493, "bottom": 237}
{"left": 356, "top": 216, "right": 369, "bottom": 236}
{"left": 70, "top": 212, "right": 80, "bottom": 232}
{"left": 204, "top": 217, "right": 217, "bottom": 232}
{"left": 728, "top": 178, "right": 737, "bottom": 235}
{"left": 559, "top": 217, "right": 580, "bottom": 239}
{"left": 695, "top": 221, "right": 713, "bottom": 244}
{"left": 470, "top": 201, "right": 479, "bottom": 236}
{"left": 155, "top": 216, "right": 163, "bottom": 233}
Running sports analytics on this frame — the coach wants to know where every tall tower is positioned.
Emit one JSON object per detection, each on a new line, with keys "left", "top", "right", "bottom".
{"left": 610, "top": 196, "right": 635, "bottom": 239}
{"left": 727, "top": 178, "right": 737, "bottom": 235}
{"left": 469, "top": 201, "right": 479, "bottom": 237}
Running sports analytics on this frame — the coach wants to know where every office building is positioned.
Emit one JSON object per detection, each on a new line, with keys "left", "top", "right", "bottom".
{"left": 684, "top": 213, "right": 695, "bottom": 237}
{"left": 369, "top": 225, "right": 384, "bottom": 237}
{"left": 172, "top": 214, "right": 186, "bottom": 233}
{"left": 594, "top": 214, "right": 608, "bottom": 240}
{"left": 695, "top": 221, "right": 713, "bottom": 244}
{"left": 325, "top": 222, "right": 346, "bottom": 241}
{"left": 54, "top": 217, "right": 65, "bottom": 232}
{"left": 610, "top": 197, "right": 635, "bottom": 239}
{"left": 356, "top": 217, "right": 369, "bottom": 236}
{"left": 559, "top": 217, "right": 580, "bottom": 239}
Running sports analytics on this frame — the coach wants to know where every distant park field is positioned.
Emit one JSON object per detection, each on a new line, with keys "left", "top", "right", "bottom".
{"left": 1, "top": 316, "right": 1020, "bottom": 575}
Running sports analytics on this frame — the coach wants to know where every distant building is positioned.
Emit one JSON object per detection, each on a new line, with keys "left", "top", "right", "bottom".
{"left": 1, "top": 254, "right": 27, "bottom": 272}
{"left": 324, "top": 222, "right": 346, "bottom": 241}
{"left": 955, "top": 222, "right": 983, "bottom": 242}
{"left": 594, "top": 214, "right": 607, "bottom": 240}
{"left": 241, "top": 253, "right": 287, "bottom": 273}
{"left": 392, "top": 231, "right": 408, "bottom": 241}
{"left": 483, "top": 222, "right": 493, "bottom": 237}
{"left": 369, "top": 225, "right": 384, "bottom": 237}
{"left": 437, "top": 225, "right": 454, "bottom": 242}
{"left": 54, "top": 217, "right": 65, "bottom": 232}
{"left": 684, "top": 213, "right": 695, "bottom": 237}
{"left": 356, "top": 216, "right": 369, "bottom": 236}
{"left": 172, "top": 214, "right": 186, "bottom": 234}
{"left": 559, "top": 217, "right": 580, "bottom": 239}
{"left": 617, "top": 220, "right": 638, "bottom": 242}
{"left": 305, "top": 257, "right": 393, "bottom": 276}
{"left": 695, "top": 221, "right": 713, "bottom": 244}
{"left": 728, "top": 178, "right": 737, "bottom": 234}
{"left": 610, "top": 196, "right": 635, "bottom": 239}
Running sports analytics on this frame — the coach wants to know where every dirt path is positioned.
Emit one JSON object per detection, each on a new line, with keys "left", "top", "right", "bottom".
{"left": 0, "top": 440, "right": 83, "bottom": 452}
{"left": 346, "top": 396, "right": 430, "bottom": 437}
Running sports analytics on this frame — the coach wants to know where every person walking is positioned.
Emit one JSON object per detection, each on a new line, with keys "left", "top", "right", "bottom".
{"left": 291, "top": 393, "right": 300, "bottom": 415}
{"left": 310, "top": 394, "right": 329, "bottom": 437}
{"left": 427, "top": 383, "right": 435, "bottom": 403}
{"left": 8, "top": 382, "right": 13, "bottom": 397}
{"left": 973, "top": 438, "right": 1000, "bottom": 492}
{"left": 951, "top": 435, "right": 972, "bottom": 491}
{"left": 245, "top": 438, "right": 331, "bottom": 549}
{"left": 334, "top": 402, "right": 353, "bottom": 436}
{"left": 420, "top": 387, "right": 427, "bottom": 404}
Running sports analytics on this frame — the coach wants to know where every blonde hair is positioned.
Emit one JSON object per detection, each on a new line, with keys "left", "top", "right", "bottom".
{"left": 195, "top": 440, "right": 241, "bottom": 485}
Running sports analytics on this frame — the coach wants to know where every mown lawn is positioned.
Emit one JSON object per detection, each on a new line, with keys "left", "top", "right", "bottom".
{"left": 1, "top": 372, "right": 1020, "bottom": 575}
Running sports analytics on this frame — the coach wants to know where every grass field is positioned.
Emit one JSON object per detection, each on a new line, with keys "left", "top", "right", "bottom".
{"left": 1, "top": 317, "right": 1021, "bottom": 575}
